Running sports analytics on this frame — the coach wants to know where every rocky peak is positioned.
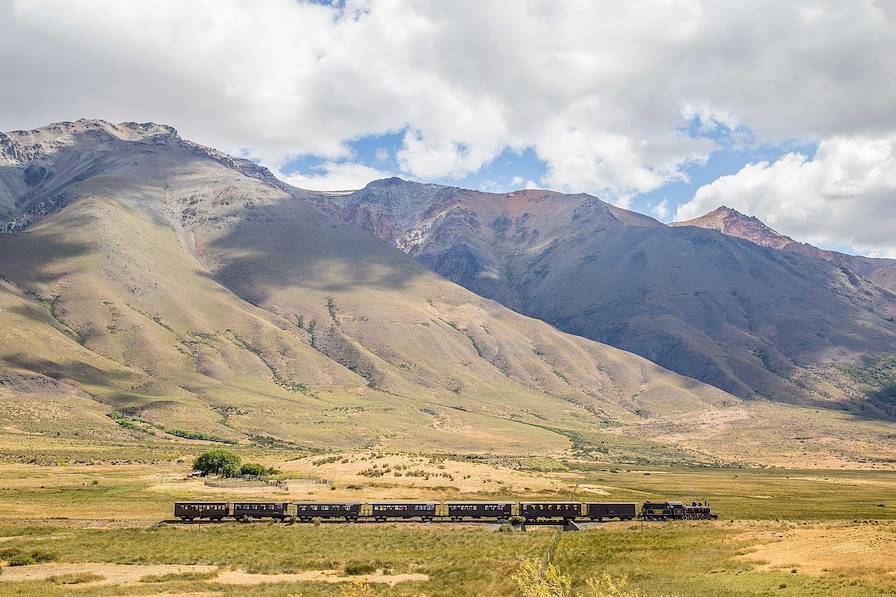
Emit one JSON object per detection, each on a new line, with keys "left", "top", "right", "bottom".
{"left": 672, "top": 205, "right": 794, "bottom": 250}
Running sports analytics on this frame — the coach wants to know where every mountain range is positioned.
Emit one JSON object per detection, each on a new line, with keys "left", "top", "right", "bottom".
{"left": 0, "top": 119, "right": 894, "bottom": 467}
{"left": 309, "top": 179, "right": 896, "bottom": 412}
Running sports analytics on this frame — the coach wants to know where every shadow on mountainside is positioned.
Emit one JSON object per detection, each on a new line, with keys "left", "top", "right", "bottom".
{"left": 195, "top": 193, "right": 430, "bottom": 305}
{"left": 0, "top": 212, "right": 95, "bottom": 287}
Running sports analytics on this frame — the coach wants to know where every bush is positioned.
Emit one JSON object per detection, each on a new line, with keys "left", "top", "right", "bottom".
{"left": 340, "top": 580, "right": 373, "bottom": 597}
{"left": 514, "top": 559, "right": 571, "bottom": 597}
{"left": 497, "top": 523, "right": 515, "bottom": 533}
{"left": 192, "top": 449, "right": 241, "bottom": 477}
{"left": 0, "top": 547, "right": 22, "bottom": 560}
{"left": 582, "top": 573, "right": 649, "bottom": 597}
{"left": 50, "top": 573, "right": 103, "bottom": 585}
{"left": 239, "top": 462, "right": 279, "bottom": 477}
{"left": 7, "top": 554, "right": 36, "bottom": 566}
{"left": 344, "top": 562, "right": 378, "bottom": 575}
{"left": 2, "top": 549, "right": 55, "bottom": 567}
{"left": 29, "top": 550, "right": 56, "bottom": 563}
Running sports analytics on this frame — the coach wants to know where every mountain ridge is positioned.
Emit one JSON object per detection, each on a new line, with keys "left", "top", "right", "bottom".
{"left": 0, "top": 119, "right": 751, "bottom": 460}
{"left": 672, "top": 206, "right": 896, "bottom": 294}
{"left": 310, "top": 178, "right": 896, "bottom": 413}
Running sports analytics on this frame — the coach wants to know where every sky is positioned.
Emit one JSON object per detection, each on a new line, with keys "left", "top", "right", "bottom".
{"left": 1, "top": 0, "right": 895, "bottom": 257}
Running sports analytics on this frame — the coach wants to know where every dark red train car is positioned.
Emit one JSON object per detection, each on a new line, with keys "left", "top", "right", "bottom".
{"left": 233, "top": 502, "right": 288, "bottom": 520}
{"left": 519, "top": 501, "right": 581, "bottom": 521}
{"left": 444, "top": 502, "right": 513, "bottom": 520}
{"left": 370, "top": 502, "right": 437, "bottom": 521}
{"left": 174, "top": 502, "right": 228, "bottom": 521}
{"left": 295, "top": 502, "right": 362, "bottom": 521}
{"left": 584, "top": 502, "right": 636, "bottom": 521}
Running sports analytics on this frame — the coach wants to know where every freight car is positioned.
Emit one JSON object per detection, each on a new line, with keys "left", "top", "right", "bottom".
{"left": 584, "top": 502, "right": 636, "bottom": 521}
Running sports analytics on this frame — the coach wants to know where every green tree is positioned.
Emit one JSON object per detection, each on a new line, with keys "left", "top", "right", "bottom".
{"left": 240, "top": 462, "right": 279, "bottom": 477}
{"left": 192, "top": 449, "right": 241, "bottom": 477}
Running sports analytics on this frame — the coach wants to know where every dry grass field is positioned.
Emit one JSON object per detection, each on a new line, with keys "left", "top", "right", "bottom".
{"left": 0, "top": 432, "right": 893, "bottom": 596}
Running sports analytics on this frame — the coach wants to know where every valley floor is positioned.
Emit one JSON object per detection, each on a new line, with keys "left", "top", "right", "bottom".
{"left": 0, "top": 435, "right": 893, "bottom": 596}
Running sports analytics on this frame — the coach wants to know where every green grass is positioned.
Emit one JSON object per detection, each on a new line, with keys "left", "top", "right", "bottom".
{"left": 553, "top": 525, "right": 893, "bottom": 597}
{"left": 567, "top": 465, "right": 896, "bottom": 520}
{"left": 0, "top": 523, "right": 891, "bottom": 596}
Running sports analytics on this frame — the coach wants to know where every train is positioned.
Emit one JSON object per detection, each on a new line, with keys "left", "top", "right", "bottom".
{"left": 173, "top": 499, "right": 715, "bottom": 523}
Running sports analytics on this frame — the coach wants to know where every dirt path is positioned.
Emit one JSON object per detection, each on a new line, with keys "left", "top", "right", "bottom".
{"left": 735, "top": 522, "right": 896, "bottom": 575}
{"left": 0, "top": 562, "right": 429, "bottom": 588}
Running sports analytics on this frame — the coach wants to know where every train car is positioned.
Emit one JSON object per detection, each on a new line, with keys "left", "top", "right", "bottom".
{"left": 233, "top": 502, "right": 288, "bottom": 521}
{"left": 174, "top": 502, "right": 228, "bottom": 522}
{"left": 640, "top": 501, "right": 686, "bottom": 520}
{"left": 295, "top": 502, "right": 363, "bottom": 522}
{"left": 369, "top": 502, "right": 438, "bottom": 521}
{"left": 442, "top": 501, "right": 514, "bottom": 521}
{"left": 519, "top": 501, "right": 582, "bottom": 521}
{"left": 584, "top": 502, "right": 636, "bottom": 521}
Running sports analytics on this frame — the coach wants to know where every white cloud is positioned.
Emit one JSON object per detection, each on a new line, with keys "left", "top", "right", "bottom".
{"left": 511, "top": 176, "right": 540, "bottom": 190}
{"left": 675, "top": 136, "right": 896, "bottom": 257}
{"left": 651, "top": 199, "right": 670, "bottom": 221}
{"left": 280, "top": 162, "right": 392, "bottom": 192}
{"left": 1, "top": 0, "right": 895, "bottom": 214}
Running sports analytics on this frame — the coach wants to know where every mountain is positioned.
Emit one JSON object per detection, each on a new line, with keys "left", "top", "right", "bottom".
{"left": 672, "top": 206, "right": 896, "bottom": 294}
{"left": 0, "top": 120, "right": 741, "bottom": 458}
{"left": 309, "top": 179, "right": 896, "bottom": 413}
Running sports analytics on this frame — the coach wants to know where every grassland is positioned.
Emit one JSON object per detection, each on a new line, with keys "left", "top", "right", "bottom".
{"left": 0, "top": 434, "right": 893, "bottom": 596}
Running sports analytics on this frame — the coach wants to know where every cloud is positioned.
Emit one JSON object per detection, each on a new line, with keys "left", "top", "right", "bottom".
{"left": 280, "top": 162, "right": 392, "bottom": 191}
{"left": 511, "top": 176, "right": 540, "bottom": 190}
{"left": 675, "top": 135, "right": 896, "bottom": 257}
{"left": 1, "top": 0, "right": 895, "bottom": 209}
{"left": 651, "top": 199, "right": 670, "bottom": 221}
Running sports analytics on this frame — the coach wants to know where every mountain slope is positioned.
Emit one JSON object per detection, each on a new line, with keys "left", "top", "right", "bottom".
{"left": 672, "top": 206, "right": 896, "bottom": 295}
{"left": 309, "top": 179, "right": 896, "bottom": 413}
{"left": 0, "top": 120, "right": 742, "bottom": 456}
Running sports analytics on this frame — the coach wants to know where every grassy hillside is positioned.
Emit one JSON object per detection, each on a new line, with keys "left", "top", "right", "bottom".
{"left": 0, "top": 120, "right": 749, "bottom": 458}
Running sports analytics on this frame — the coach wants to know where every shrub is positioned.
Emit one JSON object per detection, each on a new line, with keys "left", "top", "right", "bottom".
{"left": 7, "top": 554, "right": 36, "bottom": 566}
{"left": 0, "top": 547, "right": 22, "bottom": 560}
{"left": 340, "top": 580, "right": 373, "bottom": 597}
{"left": 514, "top": 559, "right": 571, "bottom": 597}
{"left": 344, "top": 562, "right": 378, "bottom": 575}
{"left": 581, "top": 573, "right": 649, "bottom": 597}
{"left": 240, "top": 462, "right": 279, "bottom": 477}
{"left": 50, "top": 573, "right": 103, "bottom": 585}
{"left": 140, "top": 571, "right": 219, "bottom": 582}
{"left": 192, "top": 449, "right": 241, "bottom": 477}
{"left": 29, "top": 550, "right": 56, "bottom": 563}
